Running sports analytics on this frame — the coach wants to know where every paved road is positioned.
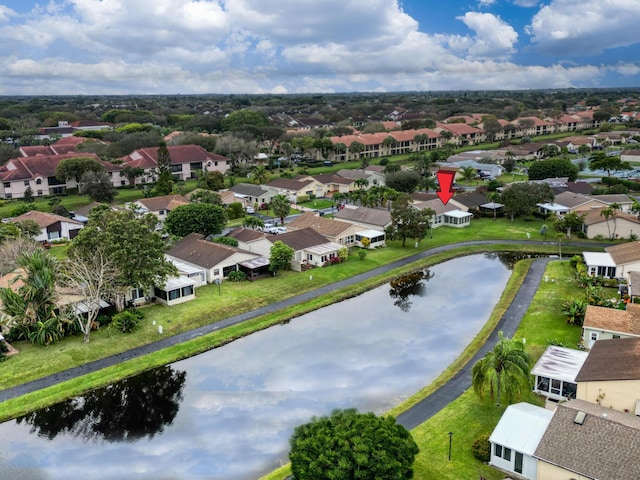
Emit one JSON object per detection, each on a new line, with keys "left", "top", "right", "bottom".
{"left": 0, "top": 239, "right": 609, "bottom": 406}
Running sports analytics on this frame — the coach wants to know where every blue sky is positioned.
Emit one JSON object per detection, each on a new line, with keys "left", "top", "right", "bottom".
{"left": 0, "top": 0, "right": 638, "bottom": 95}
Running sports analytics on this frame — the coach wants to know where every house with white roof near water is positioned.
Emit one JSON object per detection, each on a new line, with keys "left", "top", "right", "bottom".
{"left": 489, "top": 402, "right": 554, "bottom": 480}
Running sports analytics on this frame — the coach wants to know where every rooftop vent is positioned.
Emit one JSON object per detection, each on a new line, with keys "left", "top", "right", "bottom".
{"left": 574, "top": 411, "right": 586, "bottom": 425}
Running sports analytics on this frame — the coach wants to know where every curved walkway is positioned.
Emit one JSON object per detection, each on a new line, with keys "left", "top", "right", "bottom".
{"left": 0, "top": 240, "right": 606, "bottom": 405}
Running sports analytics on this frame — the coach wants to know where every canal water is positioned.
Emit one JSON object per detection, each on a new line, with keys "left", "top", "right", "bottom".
{"left": 0, "top": 253, "right": 514, "bottom": 480}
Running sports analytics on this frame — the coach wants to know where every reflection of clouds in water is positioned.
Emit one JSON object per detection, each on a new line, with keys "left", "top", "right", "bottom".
{"left": 0, "top": 254, "right": 511, "bottom": 480}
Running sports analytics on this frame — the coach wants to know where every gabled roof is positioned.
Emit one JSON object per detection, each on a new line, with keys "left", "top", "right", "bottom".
{"left": 226, "top": 227, "right": 268, "bottom": 242}
{"left": 227, "top": 183, "right": 269, "bottom": 197}
{"left": 582, "top": 209, "right": 640, "bottom": 226}
{"left": 11, "top": 210, "right": 83, "bottom": 228}
{"left": 136, "top": 194, "right": 189, "bottom": 212}
{"left": 583, "top": 303, "right": 640, "bottom": 337}
{"left": 334, "top": 206, "right": 391, "bottom": 227}
{"left": 166, "top": 233, "right": 257, "bottom": 269}
{"left": 605, "top": 241, "right": 640, "bottom": 265}
{"left": 312, "top": 173, "right": 353, "bottom": 186}
{"left": 452, "top": 191, "right": 488, "bottom": 209}
{"left": 534, "top": 399, "right": 640, "bottom": 480}
{"left": 592, "top": 194, "right": 633, "bottom": 205}
{"left": 275, "top": 227, "right": 332, "bottom": 251}
{"left": 0, "top": 153, "right": 110, "bottom": 181}
{"left": 553, "top": 191, "right": 607, "bottom": 210}
{"left": 490, "top": 402, "right": 554, "bottom": 456}
{"left": 565, "top": 181, "right": 595, "bottom": 195}
{"left": 121, "top": 145, "right": 229, "bottom": 169}
{"left": 575, "top": 337, "right": 640, "bottom": 382}
{"left": 336, "top": 169, "right": 376, "bottom": 181}
{"left": 413, "top": 198, "right": 459, "bottom": 216}
{"left": 287, "top": 211, "right": 356, "bottom": 237}
{"left": 266, "top": 178, "right": 314, "bottom": 191}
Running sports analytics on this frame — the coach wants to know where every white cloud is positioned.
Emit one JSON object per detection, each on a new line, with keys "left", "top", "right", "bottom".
{"left": 478, "top": 0, "right": 496, "bottom": 6}
{"left": 528, "top": 0, "right": 640, "bottom": 55}
{"left": 458, "top": 12, "right": 518, "bottom": 59}
{"left": 513, "top": 0, "right": 539, "bottom": 6}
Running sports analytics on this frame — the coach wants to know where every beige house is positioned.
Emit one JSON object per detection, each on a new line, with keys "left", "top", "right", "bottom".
{"left": 334, "top": 205, "right": 392, "bottom": 231}
{"left": 575, "top": 337, "right": 640, "bottom": 414}
{"left": 413, "top": 198, "right": 472, "bottom": 229}
{"left": 582, "top": 303, "right": 640, "bottom": 349}
{"left": 276, "top": 228, "right": 344, "bottom": 271}
{"left": 581, "top": 209, "right": 640, "bottom": 239}
{"left": 165, "top": 233, "right": 260, "bottom": 283}
{"left": 265, "top": 178, "right": 324, "bottom": 203}
{"left": 534, "top": 399, "right": 640, "bottom": 480}
{"left": 537, "top": 191, "right": 608, "bottom": 216}
{"left": 286, "top": 211, "right": 367, "bottom": 248}
{"left": 605, "top": 241, "right": 640, "bottom": 277}
{"left": 225, "top": 227, "right": 274, "bottom": 257}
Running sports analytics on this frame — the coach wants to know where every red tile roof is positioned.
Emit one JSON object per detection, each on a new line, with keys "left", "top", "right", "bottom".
{"left": 0, "top": 153, "right": 111, "bottom": 182}
{"left": 120, "top": 145, "right": 229, "bottom": 169}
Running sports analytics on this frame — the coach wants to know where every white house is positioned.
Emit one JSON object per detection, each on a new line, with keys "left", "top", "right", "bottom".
{"left": 531, "top": 345, "right": 588, "bottom": 403}
{"left": 10, "top": 210, "right": 84, "bottom": 242}
{"left": 489, "top": 402, "right": 554, "bottom": 480}
{"left": 582, "top": 303, "right": 640, "bottom": 349}
{"left": 153, "top": 275, "right": 196, "bottom": 306}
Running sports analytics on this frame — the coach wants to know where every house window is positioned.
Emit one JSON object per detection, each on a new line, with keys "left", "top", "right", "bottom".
{"left": 494, "top": 444, "right": 511, "bottom": 461}
{"left": 131, "top": 288, "right": 145, "bottom": 300}
{"left": 536, "top": 376, "right": 550, "bottom": 393}
{"left": 24, "top": 180, "right": 29, "bottom": 186}
{"left": 36, "top": 178, "right": 42, "bottom": 185}
{"left": 3, "top": 182, "right": 9, "bottom": 188}
{"left": 182, "top": 285, "right": 193, "bottom": 297}
{"left": 168, "top": 289, "right": 180, "bottom": 301}
{"left": 121, "top": 181, "right": 126, "bottom": 186}
{"left": 307, "top": 254, "right": 313, "bottom": 261}
{"left": 37, "top": 190, "right": 42, "bottom": 195}
{"left": 213, "top": 269, "right": 220, "bottom": 276}
{"left": 159, "top": 210, "right": 166, "bottom": 215}
{"left": 613, "top": 334, "right": 621, "bottom": 339}
{"left": 551, "top": 379, "right": 561, "bottom": 395}
{"left": 591, "top": 332, "right": 598, "bottom": 342}
{"left": 514, "top": 452, "right": 523, "bottom": 474}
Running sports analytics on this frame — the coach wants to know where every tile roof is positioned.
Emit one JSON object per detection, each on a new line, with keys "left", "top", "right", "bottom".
{"left": 582, "top": 209, "right": 640, "bottom": 226}
{"left": 226, "top": 227, "right": 267, "bottom": 242}
{"left": 554, "top": 191, "right": 607, "bottom": 210}
{"left": 121, "top": 145, "right": 229, "bottom": 169}
{"left": 592, "top": 194, "right": 634, "bottom": 205}
{"left": 605, "top": 241, "right": 640, "bottom": 264}
{"left": 287, "top": 211, "right": 356, "bottom": 237}
{"left": 312, "top": 173, "right": 353, "bottom": 185}
{"left": 11, "top": 210, "right": 83, "bottom": 228}
{"left": 583, "top": 303, "right": 640, "bottom": 336}
{"left": 413, "top": 198, "right": 458, "bottom": 216}
{"left": 136, "top": 194, "right": 189, "bottom": 212}
{"left": 266, "top": 178, "right": 313, "bottom": 191}
{"left": 575, "top": 337, "right": 640, "bottom": 382}
{"left": 334, "top": 206, "right": 391, "bottom": 227}
{"left": 0, "top": 153, "right": 108, "bottom": 182}
{"left": 452, "top": 191, "right": 488, "bottom": 209}
{"left": 534, "top": 399, "right": 640, "bottom": 480}
{"left": 166, "top": 233, "right": 256, "bottom": 269}
{"left": 336, "top": 169, "right": 373, "bottom": 181}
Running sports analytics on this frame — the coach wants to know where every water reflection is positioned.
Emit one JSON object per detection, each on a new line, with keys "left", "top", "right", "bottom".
{"left": 484, "top": 251, "right": 544, "bottom": 269}
{"left": 0, "top": 254, "right": 514, "bottom": 480}
{"left": 16, "top": 366, "right": 186, "bottom": 442}
{"left": 388, "top": 269, "right": 434, "bottom": 312}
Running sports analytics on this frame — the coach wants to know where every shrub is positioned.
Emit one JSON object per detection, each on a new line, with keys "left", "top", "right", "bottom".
{"left": 228, "top": 270, "right": 247, "bottom": 282}
{"left": 227, "top": 202, "right": 245, "bottom": 219}
{"left": 110, "top": 309, "right": 143, "bottom": 333}
{"left": 570, "top": 255, "right": 583, "bottom": 269}
{"left": 97, "top": 314, "right": 113, "bottom": 327}
{"left": 471, "top": 434, "right": 491, "bottom": 462}
{"left": 214, "top": 236, "right": 239, "bottom": 247}
{"left": 379, "top": 158, "right": 389, "bottom": 166}
{"left": 358, "top": 249, "right": 367, "bottom": 261}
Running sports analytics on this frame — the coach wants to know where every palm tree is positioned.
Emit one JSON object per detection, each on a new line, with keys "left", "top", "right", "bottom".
{"left": 242, "top": 216, "right": 264, "bottom": 230}
{"left": 420, "top": 176, "right": 438, "bottom": 193}
{"left": 487, "top": 191, "right": 502, "bottom": 221}
{"left": 354, "top": 178, "right": 369, "bottom": 190}
{"left": 600, "top": 202, "right": 621, "bottom": 239}
{"left": 460, "top": 166, "right": 476, "bottom": 184}
{"left": 252, "top": 165, "right": 269, "bottom": 185}
{"left": 471, "top": 331, "right": 532, "bottom": 407}
{"left": 271, "top": 194, "right": 291, "bottom": 226}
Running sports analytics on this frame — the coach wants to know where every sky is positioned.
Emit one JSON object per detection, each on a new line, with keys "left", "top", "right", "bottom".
{"left": 0, "top": 0, "right": 638, "bottom": 96}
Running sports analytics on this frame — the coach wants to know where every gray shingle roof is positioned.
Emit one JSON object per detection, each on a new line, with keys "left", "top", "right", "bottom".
{"left": 166, "top": 233, "right": 255, "bottom": 269}
{"left": 534, "top": 399, "right": 640, "bottom": 480}
{"left": 575, "top": 337, "right": 640, "bottom": 382}
{"left": 334, "top": 206, "right": 391, "bottom": 227}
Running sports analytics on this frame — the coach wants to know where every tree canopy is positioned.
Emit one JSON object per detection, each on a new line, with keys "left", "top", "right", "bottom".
{"left": 55, "top": 156, "right": 105, "bottom": 182}
{"left": 386, "top": 194, "right": 434, "bottom": 247}
{"left": 68, "top": 207, "right": 176, "bottom": 310}
{"left": 269, "top": 240, "right": 294, "bottom": 276}
{"left": 527, "top": 157, "right": 579, "bottom": 181}
{"left": 385, "top": 170, "right": 422, "bottom": 194}
{"left": 164, "top": 203, "right": 227, "bottom": 238}
{"left": 501, "top": 182, "right": 553, "bottom": 221}
{"left": 271, "top": 194, "right": 291, "bottom": 226}
{"left": 289, "top": 408, "right": 419, "bottom": 480}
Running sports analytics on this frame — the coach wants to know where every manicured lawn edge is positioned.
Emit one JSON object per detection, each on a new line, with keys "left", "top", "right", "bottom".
{"left": 0, "top": 243, "right": 578, "bottom": 422}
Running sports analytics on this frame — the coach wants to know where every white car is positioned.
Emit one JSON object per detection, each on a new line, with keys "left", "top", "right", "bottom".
{"left": 266, "top": 226, "right": 287, "bottom": 234}
{"left": 246, "top": 206, "right": 255, "bottom": 214}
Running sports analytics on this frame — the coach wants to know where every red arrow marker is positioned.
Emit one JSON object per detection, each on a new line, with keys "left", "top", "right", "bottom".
{"left": 436, "top": 170, "right": 456, "bottom": 205}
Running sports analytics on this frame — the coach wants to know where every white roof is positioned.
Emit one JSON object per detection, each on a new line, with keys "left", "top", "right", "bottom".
{"left": 480, "top": 202, "right": 504, "bottom": 209}
{"left": 73, "top": 299, "right": 110, "bottom": 314}
{"left": 489, "top": 402, "right": 554, "bottom": 455}
{"left": 444, "top": 210, "right": 473, "bottom": 219}
{"left": 582, "top": 251, "right": 616, "bottom": 268}
{"left": 356, "top": 229, "right": 385, "bottom": 238}
{"left": 306, "top": 242, "right": 343, "bottom": 256}
{"left": 162, "top": 275, "right": 196, "bottom": 290}
{"left": 530, "top": 345, "right": 589, "bottom": 383}
{"left": 166, "top": 257, "right": 206, "bottom": 275}
{"left": 537, "top": 202, "right": 569, "bottom": 212}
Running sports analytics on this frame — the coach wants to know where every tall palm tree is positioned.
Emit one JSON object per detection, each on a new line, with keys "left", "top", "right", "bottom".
{"left": 271, "top": 194, "right": 291, "bottom": 226}
{"left": 600, "top": 202, "right": 621, "bottom": 239}
{"left": 242, "top": 216, "right": 265, "bottom": 230}
{"left": 252, "top": 165, "right": 269, "bottom": 185}
{"left": 471, "top": 331, "right": 532, "bottom": 407}
{"left": 460, "top": 166, "right": 477, "bottom": 184}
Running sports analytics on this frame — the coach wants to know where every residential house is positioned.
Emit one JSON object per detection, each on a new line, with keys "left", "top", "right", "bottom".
{"left": 593, "top": 193, "right": 635, "bottom": 213}
{"left": 336, "top": 168, "right": 386, "bottom": 188}
{"left": 621, "top": 149, "right": 640, "bottom": 163}
{"left": 10, "top": 210, "right": 84, "bottom": 241}
{"left": 334, "top": 205, "right": 392, "bottom": 231}
{"left": 446, "top": 159, "right": 503, "bottom": 180}
{"left": 534, "top": 399, "right": 640, "bottom": 480}
{"left": 35, "top": 121, "right": 76, "bottom": 140}
{"left": 489, "top": 402, "right": 554, "bottom": 480}
{"left": 531, "top": 345, "right": 588, "bottom": 403}
{"left": 606, "top": 241, "right": 640, "bottom": 277}
{"left": 165, "top": 233, "right": 260, "bottom": 283}
{"left": 225, "top": 183, "right": 271, "bottom": 209}
{"left": 582, "top": 303, "right": 640, "bottom": 349}
{"left": 132, "top": 194, "right": 190, "bottom": 223}
{"left": 446, "top": 150, "right": 508, "bottom": 165}
{"left": 165, "top": 257, "right": 207, "bottom": 288}
{"left": 449, "top": 191, "right": 489, "bottom": 212}
{"left": 582, "top": 250, "right": 618, "bottom": 278}
{"left": 575, "top": 337, "right": 640, "bottom": 413}
{"left": 311, "top": 173, "right": 354, "bottom": 196}
{"left": 226, "top": 227, "right": 274, "bottom": 258}
{"left": 0, "top": 152, "right": 118, "bottom": 199}
{"left": 581, "top": 209, "right": 640, "bottom": 239}
{"left": 153, "top": 275, "right": 197, "bottom": 307}
{"left": 413, "top": 198, "right": 472, "bottom": 229}
{"left": 276, "top": 227, "right": 344, "bottom": 271}
{"left": 537, "top": 191, "right": 608, "bottom": 216}
{"left": 434, "top": 121, "right": 485, "bottom": 146}
{"left": 287, "top": 211, "right": 373, "bottom": 248}
{"left": 116, "top": 145, "right": 230, "bottom": 186}
{"left": 264, "top": 177, "right": 324, "bottom": 203}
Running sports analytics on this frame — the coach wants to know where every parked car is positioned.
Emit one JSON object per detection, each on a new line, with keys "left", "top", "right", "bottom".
{"left": 246, "top": 206, "right": 255, "bottom": 214}
{"left": 266, "top": 226, "right": 287, "bottom": 234}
